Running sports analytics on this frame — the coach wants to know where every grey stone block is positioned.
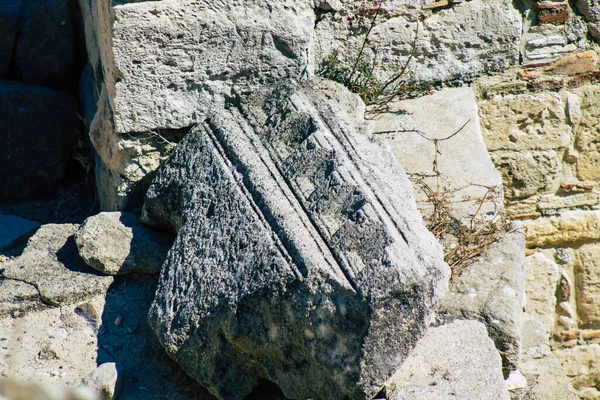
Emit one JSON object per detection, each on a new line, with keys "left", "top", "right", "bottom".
{"left": 386, "top": 320, "right": 509, "bottom": 400}
{"left": 142, "top": 80, "right": 449, "bottom": 400}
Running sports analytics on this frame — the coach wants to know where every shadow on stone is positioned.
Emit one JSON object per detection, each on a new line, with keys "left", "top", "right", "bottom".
{"left": 96, "top": 274, "right": 216, "bottom": 399}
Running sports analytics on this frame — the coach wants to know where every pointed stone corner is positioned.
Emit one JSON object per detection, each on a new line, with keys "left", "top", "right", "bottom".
{"left": 142, "top": 80, "right": 449, "bottom": 400}
{"left": 0, "top": 214, "right": 40, "bottom": 251}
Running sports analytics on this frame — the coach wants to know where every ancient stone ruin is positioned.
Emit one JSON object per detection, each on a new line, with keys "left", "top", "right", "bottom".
{"left": 1, "top": 0, "right": 600, "bottom": 399}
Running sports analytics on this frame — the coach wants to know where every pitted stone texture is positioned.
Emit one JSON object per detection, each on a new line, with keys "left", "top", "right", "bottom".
{"left": 573, "top": 85, "right": 600, "bottom": 181}
{"left": 573, "top": 243, "right": 600, "bottom": 328}
{"left": 479, "top": 93, "right": 570, "bottom": 152}
{"left": 102, "top": 0, "right": 313, "bottom": 134}
{"left": 75, "top": 212, "right": 172, "bottom": 275}
{"left": 575, "top": 0, "right": 600, "bottom": 40}
{"left": 143, "top": 80, "right": 448, "bottom": 400}
{"left": 0, "top": 294, "right": 107, "bottom": 388}
{"left": 313, "top": 0, "right": 521, "bottom": 85}
{"left": 491, "top": 150, "right": 562, "bottom": 200}
{"left": 385, "top": 320, "right": 509, "bottom": 400}
{"left": 436, "top": 229, "right": 525, "bottom": 372}
{"left": 554, "top": 344, "right": 600, "bottom": 398}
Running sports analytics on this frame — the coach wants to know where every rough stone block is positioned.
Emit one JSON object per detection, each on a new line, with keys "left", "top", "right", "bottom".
{"left": 75, "top": 212, "right": 173, "bottom": 275}
{"left": 0, "top": 81, "right": 78, "bottom": 201}
{"left": 522, "top": 210, "right": 600, "bottom": 247}
{"left": 524, "top": 253, "right": 559, "bottom": 332}
{"left": 371, "top": 87, "right": 503, "bottom": 224}
{"left": 385, "top": 320, "right": 509, "bottom": 400}
{"left": 491, "top": 150, "right": 562, "bottom": 200}
{"left": 436, "top": 229, "right": 525, "bottom": 372}
{"left": 142, "top": 80, "right": 449, "bottom": 400}
{"left": 573, "top": 243, "right": 600, "bottom": 328}
{"left": 314, "top": 0, "right": 522, "bottom": 84}
{"left": 479, "top": 93, "right": 569, "bottom": 152}
{"left": 88, "top": 0, "right": 314, "bottom": 134}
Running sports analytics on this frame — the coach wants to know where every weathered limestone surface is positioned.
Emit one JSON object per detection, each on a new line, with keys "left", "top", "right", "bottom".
{"left": 524, "top": 253, "right": 559, "bottom": 332}
{"left": 522, "top": 210, "right": 600, "bottom": 247}
{"left": 554, "top": 344, "right": 600, "bottom": 399}
{"left": 0, "top": 224, "right": 113, "bottom": 313}
{"left": 574, "top": 85, "right": 600, "bottom": 181}
{"left": 573, "top": 243, "right": 600, "bottom": 328}
{"left": 479, "top": 93, "right": 570, "bottom": 152}
{"left": 0, "top": 295, "right": 106, "bottom": 387}
{"left": 371, "top": 87, "right": 503, "bottom": 223}
{"left": 436, "top": 229, "right": 525, "bottom": 372}
{"left": 385, "top": 320, "right": 509, "bottom": 400}
{"left": 512, "top": 319, "right": 579, "bottom": 400}
{"left": 75, "top": 212, "right": 172, "bottom": 275}
{"left": 313, "top": 0, "right": 522, "bottom": 84}
{"left": 142, "top": 80, "right": 448, "bottom": 400}
{"left": 490, "top": 150, "right": 562, "bottom": 200}
{"left": 0, "top": 81, "right": 78, "bottom": 201}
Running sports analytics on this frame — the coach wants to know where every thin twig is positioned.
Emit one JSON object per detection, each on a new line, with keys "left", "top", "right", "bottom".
{"left": 373, "top": 119, "right": 471, "bottom": 142}
{"left": 347, "top": 3, "right": 382, "bottom": 87}
{"left": 376, "top": 20, "right": 420, "bottom": 97}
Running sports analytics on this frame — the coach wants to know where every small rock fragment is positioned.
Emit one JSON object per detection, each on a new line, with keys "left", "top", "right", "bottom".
{"left": 505, "top": 369, "right": 528, "bottom": 391}
{"left": 75, "top": 212, "right": 173, "bottom": 275}
{"left": 80, "top": 362, "right": 121, "bottom": 400}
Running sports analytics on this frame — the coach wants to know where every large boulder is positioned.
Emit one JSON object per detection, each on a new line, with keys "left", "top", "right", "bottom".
{"left": 79, "top": 0, "right": 314, "bottom": 210}
{"left": 0, "top": 81, "right": 78, "bottom": 201}
{"left": 142, "top": 80, "right": 449, "bottom": 400}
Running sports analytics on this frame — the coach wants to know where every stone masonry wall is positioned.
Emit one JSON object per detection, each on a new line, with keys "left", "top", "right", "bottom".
{"left": 476, "top": 1, "right": 600, "bottom": 392}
